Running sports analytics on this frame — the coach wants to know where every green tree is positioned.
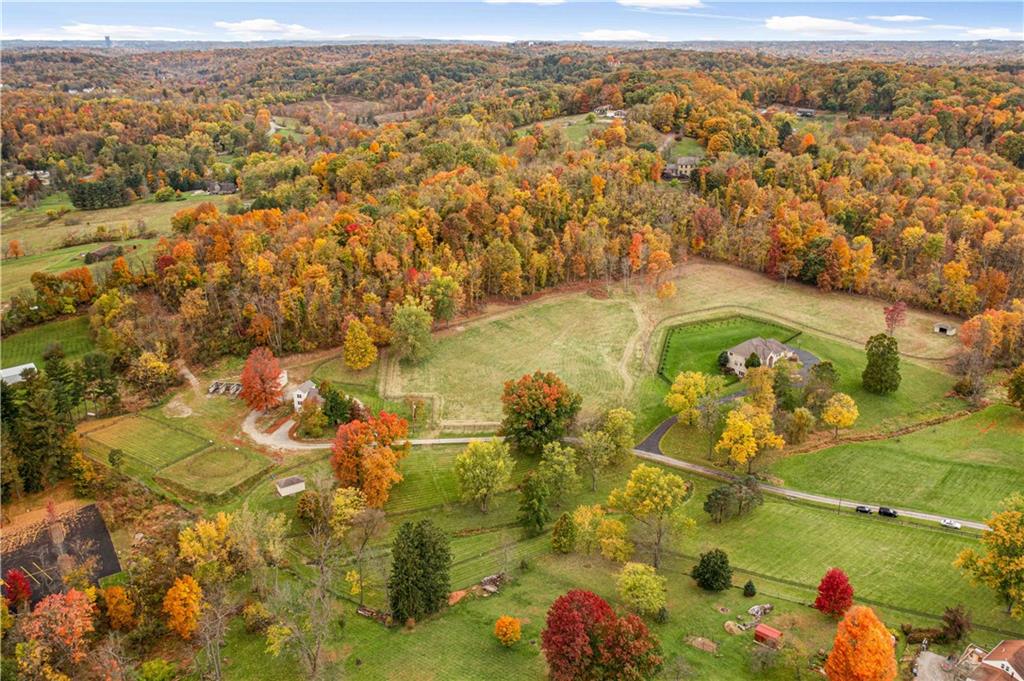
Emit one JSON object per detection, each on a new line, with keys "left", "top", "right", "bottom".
{"left": 551, "top": 513, "right": 577, "bottom": 554}
{"left": 576, "top": 430, "right": 614, "bottom": 492}
{"left": 391, "top": 297, "right": 434, "bottom": 364}
{"left": 745, "top": 353, "right": 761, "bottom": 369}
{"left": 388, "top": 520, "right": 452, "bottom": 623}
{"left": 616, "top": 562, "right": 667, "bottom": 616}
{"left": 424, "top": 272, "right": 461, "bottom": 326}
{"left": 537, "top": 441, "right": 580, "bottom": 505}
{"left": 608, "top": 464, "right": 692, "bottom": 568}
{"left": 602, "top": 408, "right": 636, "bottom": 466}
{"left": 43, "top": 343, "right": 82, "bottom": 417}
{"left": 691, "top": 549, "right": 733, "bottom": 592}
{"left": 862, "top": 333, "right": 901, "bottom": 394}
{"left": 956, "top": 493, "right": 1024, "bottom": 618}
{"left": 10, "top": 371, "right": 72, "bottom": 492}
{"left": 454, "top": 440, "right": 514, "bottom": 513}
{"left": 107, "top": 448, "right": 125, "bottom": 470}
{"left": 518, "top": 472, "right": 552, "bottom": 536}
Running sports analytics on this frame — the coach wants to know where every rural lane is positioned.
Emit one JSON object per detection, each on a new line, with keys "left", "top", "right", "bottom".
{"left": 242, "top": 410, "right": 989, "bottom": 532}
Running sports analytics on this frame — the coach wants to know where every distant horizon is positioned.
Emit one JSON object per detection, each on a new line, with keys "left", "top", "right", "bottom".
{"left": 2, "top": 1, "right": 1022, "bottom": 44}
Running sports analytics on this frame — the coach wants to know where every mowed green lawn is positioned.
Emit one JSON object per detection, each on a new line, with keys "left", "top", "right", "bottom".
{"left": 785, "top": 333, "right": 961, "bottom": 431}
{"left": 514, "top": 114, "right": 612, "bottom": 147}
{"left": 668, "top": 136, "right": 704, "bottom": 157}
{"left": 771, "top": 405, "right": 1024, "bottom": 521}
{"left": 81, "top": 415, "right": 210, "bottom": 470}
{"left": 157, "top": 447, "right": 272, "bottom": 497}
{"left": 1, "top": 238, "right": 158, "bottom": 299}
{"left": 397, "top": 297, "right": 637, "bottom": 423}
{"left": 1, "top": 315, "right": 95, "bottom": 368}
{"left": 660, "top": 316, "right": 796, "bottom": 384}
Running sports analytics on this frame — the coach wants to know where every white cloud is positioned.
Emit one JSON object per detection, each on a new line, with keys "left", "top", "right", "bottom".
{"left": 965, "top": 26, "right": 1024, "bottom": 39}
{"left": 866, "top": 15, "right": 929, "bottom": 22}
{"left": 7, "top": 22, "right": 201, "bottom": 41}
{"left": 452, "top": 34, "right": 519, "bottom": 42}
{"left": 579, "top": 29, "right": 668, "bottom": 41}
{"left": 483, "top": 0, "right": 565, "bottom": 4}
{"left": 213, "top": 18, "right": 319, "bottom": 41}
{"left": 617, "top": 0, "right": 703, "bottom": 9}
{"left": 764, "top": 16, "right": 920, "bottom": 37}
{"left": 927, "top": 24, "right": 969, "bottom": 31}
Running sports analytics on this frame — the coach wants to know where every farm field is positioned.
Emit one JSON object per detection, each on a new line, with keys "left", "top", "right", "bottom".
{"left": 1, "top": 238, "right": 156, "bottom": 298}
{"left": 770, "top": 405, "right": 1024, "bottom": 521}
{"left": 80, "top": 414, "right": 210, "bottom": 470}
{"left": 394, "top": 296, "right": 638, "bottom": 424}
{"left": 156, "top": 447, "right": 271, "bottom": 498}
{"left": 1, "top": 192, "right": 233, "bottom": 254}
{"left": 219, "top": 447, "right": 1018, "bottom": 681}
{"left": 1, "top": 315, "right": 95, "bottom": 368}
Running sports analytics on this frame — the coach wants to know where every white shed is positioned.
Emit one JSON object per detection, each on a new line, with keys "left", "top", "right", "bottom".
{"left": 274, "top": 476, "right": 306, "bottom": 497}
{"left": 933, "top": 323, "right": 957, "bottom": 336}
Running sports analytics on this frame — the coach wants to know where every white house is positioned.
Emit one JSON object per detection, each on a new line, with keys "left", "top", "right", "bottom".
{"left": 292, "top": 379, "right": 321, "bottom": 412}
{"left": 971, "top": 640, "right": 1024, "bottom": 681}
{"left": 1, "top": 363, "right": 37, "bottom": 385}
{"left": 725, "top": 338, "right": 797, "bottom": 378}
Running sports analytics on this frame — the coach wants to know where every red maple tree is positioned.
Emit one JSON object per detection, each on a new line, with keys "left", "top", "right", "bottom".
{"left": 3, "top": 568, "right": 32, "bottom": 609}
{"left": 541, "top": 589, "right": 662, "bottom": 681}
{"left": 814, "top": 567, "right": 854, "bottom": 616}
{"left": 239, "top": 346, "right": 283, "bottom": 411}
{"left": 883, "top": 301, "right": 907, "bottom": 336}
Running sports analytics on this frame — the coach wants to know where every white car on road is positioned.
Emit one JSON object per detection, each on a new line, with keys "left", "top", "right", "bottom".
{"left": 940, "top": 518, "right": 962, "bottom": 530}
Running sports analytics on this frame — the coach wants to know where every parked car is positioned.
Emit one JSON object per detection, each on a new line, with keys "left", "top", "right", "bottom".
{"left": 855, "top": 505, "right": 872, "bottom": 514}
{"left": 879, "top": 507, "right": 899, "bottom": 518}
{"left": 940, "top": 518, "right": 962, "bottom": 529}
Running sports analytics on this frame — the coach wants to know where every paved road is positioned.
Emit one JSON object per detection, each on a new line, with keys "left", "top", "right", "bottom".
{"left": 631, "top": 447, "right": 990, "bottom": 532}
{"left": 242, "top": 411, "right": 501, "bottom": 451}
{"left": 244, "top": 408, "right": 989, "bottom": 532}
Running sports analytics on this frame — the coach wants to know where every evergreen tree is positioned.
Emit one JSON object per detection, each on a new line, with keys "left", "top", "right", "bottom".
{"left": 862, "top": 333, "right": 901, "bottom": 394}
{"left": 11, "top": 372, "right": 72, "bottom": 492}
{"left": 518, "top": 472, "right": 552, "bottom": 536}
{"left": 691, "top": 549, "right": 733, "bottom": 592}
{"left": 43, "top": 343, "right": 82, "bottom": 417}
{"left": 81, "top": 352, "right": 120, "bottom": 415}
{"left": 388, "top": 520, "right": 452, "bottom": 622}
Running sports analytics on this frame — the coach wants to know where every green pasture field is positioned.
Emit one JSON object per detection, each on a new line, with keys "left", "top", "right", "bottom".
{"left": 770, "top": 405, "right": 1024, "bottom": 521}
{"left": 514, "top": 113, "right": 612, "bottom": 147}
{"left": 157, "top": 446, "right": 272, "bottom": 497}
{"left": 1, "top": 315, "right": 95, "bottom": 368}
{"left": 395, "top": 296, "right": 637, "bottom": 423}
{"left": 81, "top": 414, "right": 211, "bottom": 470}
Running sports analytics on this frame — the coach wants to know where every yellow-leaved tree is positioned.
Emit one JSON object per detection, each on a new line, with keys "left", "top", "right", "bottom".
{"left": 665, "top": 372, "right": 722, "bottom": 426}
{"left": 344, "top": 318, "right": 377, "bottom": 370}
{"left": 822, "top": 392, "right": 859, "bottom": 438}
{"left": 715, "top": 404, "right": 784, "bottom": 473}
{"left": 955, "top": 493, "right": 1024, "bottom": 619}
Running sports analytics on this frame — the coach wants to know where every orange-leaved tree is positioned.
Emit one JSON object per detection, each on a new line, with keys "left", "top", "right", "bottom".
{"left": 163, "top": 574, "right": 204, "bottom": 640}
{"left": 494, "top": 615, "right": 522, "bottom": 647}
{"left": 824, "top": 605, "right": 896, "bottom": 681}
{"left": 330, "top": 411, "right": 409, "bottom": 507}
{"left": 239, "top": 346, "right": 283, "bottom": 411}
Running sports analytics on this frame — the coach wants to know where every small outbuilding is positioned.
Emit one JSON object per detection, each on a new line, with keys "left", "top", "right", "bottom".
{"left": 1, "top": 363, "right": 37, "bottom": 385}
{"left": 274, "top": 476, "right": 306, "bottom": 497}
{"left": 934, "top": 323, "right": 957, "bottom": 336}
{"left": 754, "top": 623, "right": 783, "bottom": 649}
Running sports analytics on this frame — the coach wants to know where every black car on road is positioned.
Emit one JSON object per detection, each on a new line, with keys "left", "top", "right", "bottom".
{"left": 878, "top": 507, "right": 899, "bottom": 518}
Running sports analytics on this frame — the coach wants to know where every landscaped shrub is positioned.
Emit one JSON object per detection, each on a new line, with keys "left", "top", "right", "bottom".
{"left": 296, "top": 490, "right": 320, "bottom": 525}
{"left": 137, "top": 659, "right": 178, "bottom": 681}
{"left": 691, "top": 549, "right": 732, "bottom": 592}
{"left": 494, "top": 615, "right": 522, "bottom": 647}
{"left": 743, "top": 580, "right": 757, "bottom": 597}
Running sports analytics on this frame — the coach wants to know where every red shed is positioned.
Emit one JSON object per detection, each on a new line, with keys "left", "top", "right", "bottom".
{"left": 754, "top": 623, "right": 783, "bottom": 648}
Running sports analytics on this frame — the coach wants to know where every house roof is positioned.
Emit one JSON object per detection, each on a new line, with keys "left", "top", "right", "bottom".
{"left": 675, "top": 156, "right": 701, "bottom": 165}
{"left": 728, "top": 337, "right": 791, "bottom": 360}
{"left": 296, "top": 379, "right": 316, "bottom": 393}
{"left": 1, "top": 363, "right": 37, "bottom": 384}
{"left": 985, "top": 641, "right": 1024, "bottom": 677}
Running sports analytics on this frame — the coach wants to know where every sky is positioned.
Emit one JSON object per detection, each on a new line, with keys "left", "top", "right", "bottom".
{"left": 1, "top": 1, "right": 1022, "bottom": 43}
